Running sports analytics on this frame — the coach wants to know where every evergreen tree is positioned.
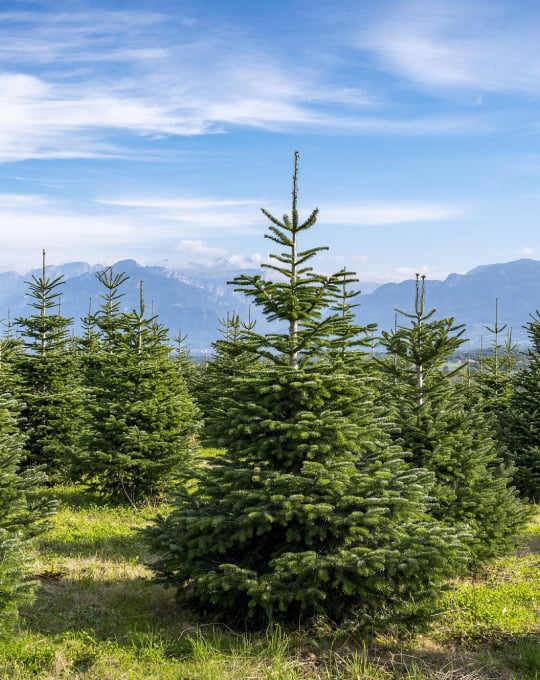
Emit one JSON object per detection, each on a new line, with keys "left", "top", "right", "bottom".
{"left": 195, "top": 311, "right": 259, "bottom": 436}
{"left": 74, "top": 271, "right": 199, "bottom": 503}
{"left": 501, "top": 312, "right": 540, "bottom": 500}
{"left": 377, "top": 275, "right": 528, "bottom": 561}
{"left": 145, "top": 154, "right": 468, "bottom": 629}
{"left": 473, "top": 299, "right": 518, "bottom": 419}
{"left": 14, "top": 250, "right": 83, "bottom": 479}
{"left": 171, "top": 331, "right": 202, "bottom": 399}
{"left": 0, "top": 335, "right": 55, "bottom": 628}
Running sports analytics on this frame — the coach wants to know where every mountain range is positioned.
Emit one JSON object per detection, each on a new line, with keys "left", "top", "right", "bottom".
{"left": 1, "top": 258, "right": 540, "bottom": 352}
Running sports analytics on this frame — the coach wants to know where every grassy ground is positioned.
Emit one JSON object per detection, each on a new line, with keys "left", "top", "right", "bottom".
{"left": 0, "top": 486, "right": 538, "bottom": 679}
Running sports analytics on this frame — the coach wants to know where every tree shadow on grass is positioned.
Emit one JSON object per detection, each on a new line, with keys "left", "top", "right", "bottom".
{"left": 518, "top": 530, "right": 540, "bottom": 556}
{"left": 20, "top": 573, "right": 188, "bottom": 648}
{"left": 366, "top": 633, "right": 540, "bottom": 680}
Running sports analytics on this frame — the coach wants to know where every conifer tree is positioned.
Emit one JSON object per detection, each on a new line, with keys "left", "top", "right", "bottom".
{"left": 473, "top": 299, "right": 518, "bottom": 418}
{"left": 14, "top": 250, "right": 83, "bottom": 479}
{"left": 195, "top": 311, "right": 259, "bottom": 435}
{"left": 0, "top": 334, "right": 55, "bottom": 628}
{"left": 171, "top": 331, "right": 201, "bottom": 399}
{"left": 75, "top": 271, "right": 199, "bottom": 503}
{"left": 145, "top": 154, "right": 467, "bottom": 628}
{"left": 377, "top": 275, "right": 527, "bottom": 561}
{"left": 500, "top": 312, "right": 540, "bottom": 500}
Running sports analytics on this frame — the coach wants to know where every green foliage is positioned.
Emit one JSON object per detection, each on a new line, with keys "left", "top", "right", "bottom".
{"left": 0, "top": 387, "right": 55, "bottom": 630}
{"left": 501, "top": 311, "right": 540, "bottom": 500}
{"left": 147, "top": 365, "right": 468, "bottom": 626}
{"left": 0, "top": 484, "right": 536, "bottom": 678}
{"left": 14, "top": 251, "right": 83, "bottom": 479}
{"left": 377, "top": 275, "right": 528, "bottom": 562}
{"left": 145, "top": 154, "right": 468, "bottom": 628}
{"left": 195, "top": 311, "right": 261, "bottom": 439}
{"left": 473, "top": 299, "right": 519, "bottom": 417}
{"left": 72, "top": 270, "right": 199, "bottom": 503}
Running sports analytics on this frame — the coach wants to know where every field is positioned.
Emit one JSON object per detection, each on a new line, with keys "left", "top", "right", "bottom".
{"left": 0, "top": 485, "right": 538, "bottom": 680}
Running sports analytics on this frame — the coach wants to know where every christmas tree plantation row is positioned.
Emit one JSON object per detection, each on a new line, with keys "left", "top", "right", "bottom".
{"left": 1, "top": 154, "right": 538, "bottom": 633}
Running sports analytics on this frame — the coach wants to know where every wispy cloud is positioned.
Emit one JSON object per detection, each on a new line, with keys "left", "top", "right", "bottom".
{"left": 0, "top": 5, "right": 488, "bottom": 163}
{"left": 358, "top": 264, "right": 448, "bottom": 284}
{"left": 174, "top": 239, "right": 228, "bottom": 258}
{"left": 359, "top": 0, "right": 540, "bottom": 95}
{"left": 0, "top": 192, "right": 53, "bottom": 208}
{"left": 318, "top": 201, "right": 459, "bottom": 225}
{"left": 98, "top": 195, "right": 264, "bottom": 231}
{"left": 0, "top": 193, "right": 267, "bottom": 271}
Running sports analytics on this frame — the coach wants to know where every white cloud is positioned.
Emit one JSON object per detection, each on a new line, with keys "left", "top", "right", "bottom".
{"left": 174, "top": 240, "right": 228, "bottom": 258}
{"left": 160, "top": 249, "right": 268, "bottom": 272}
{"left": 101, "top": 198, "right": 260, "bottom": 210}
{"left": 0, "top": 193, "right": 53, "bottom": 208}
{"left": 0, "top": 195, "right": 268, "bottom": 272}
{"left": 227, "top": 253, "right": 266, "bottom": 268}
{"left": 318, "top": 201, "right": 459, "bottom": 225}
{"left": 0, "top": 210, "right": 134, "bottom": 245}
{"left": 99, "top": 195, "right": 264, "bottom": 231}
{"left": 0, "top": 6, "right": 486, "bottom": 163}
{"left": 360, "top": 264, "right": 447, "bottom": 283}
{"left": 520, "top": 247, "right": 534, "bottom": 256}
{"left": 359, "top": 0, "right": 540, "bottom": 95}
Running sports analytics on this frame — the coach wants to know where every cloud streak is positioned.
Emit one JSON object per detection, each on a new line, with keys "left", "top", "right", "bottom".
{"left": 0, "top": 5, "right": 490, "bottom": 163}
{"left": 317, "top": 201, "right": 459, "bottom": 225}
{"left": 359, "top": 0, "right": 540, "bottom": 95}
{"left": 0, "top": 190, "right": 462, "bottom": 273}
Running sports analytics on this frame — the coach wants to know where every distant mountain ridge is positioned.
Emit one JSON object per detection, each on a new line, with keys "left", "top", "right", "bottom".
{"left": 1, "top": 258, "right": 539, "bottom": 351}
{"left": 0, "top": 259, "right": 265, "bottom": 352}
{"left": 357, "top": 258, "right": 540, "bottom": 346}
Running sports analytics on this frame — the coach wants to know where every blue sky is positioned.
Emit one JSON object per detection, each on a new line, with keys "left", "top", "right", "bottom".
{"left": 1, "top": 0, "right": 540, "bottom": 283}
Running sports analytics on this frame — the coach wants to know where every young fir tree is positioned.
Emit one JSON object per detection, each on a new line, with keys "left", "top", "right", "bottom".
{"left": 145, "top": 154, "right": 468, "bottom": 629}
{"left": 14, "top": 250, "right": 83, "bottom": 480}
{"left": 376, "top": 275, "right": 527, "bottom": 562}
{"left": 473, "top": 299, "right": 518, "bottom": 419}
{"left": 0, "top": 333, "right": 55, "bottom": 629}
{"left": 500, "top": 312, "right": 540, "bottom": 500}
{"left": 195, "top": 311, "right": 259, "bottom": 437}
{"left": 74, "top": 271, "right": 199, "bottom": 503}
{"left": 171, "top": 331, "right": 202, "bottom": 399}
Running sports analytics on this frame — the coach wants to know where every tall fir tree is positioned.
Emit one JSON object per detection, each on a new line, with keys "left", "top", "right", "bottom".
{"left": 74, "top": 271, "right": 199, "bottom": 503}
{"left": 0, "top": 333, "right": 55, "bottom": 628}
{"left": 145, "top": 154, "right": 468, "bottom": 629}
{"left": 500, "top": 312, "right": 540, "bottom": 500}
{"left": 14, "top": 250, "right": 83, "bottom": 479}
{"left": 376, "top": 275, "right": 528, "bottom": 561}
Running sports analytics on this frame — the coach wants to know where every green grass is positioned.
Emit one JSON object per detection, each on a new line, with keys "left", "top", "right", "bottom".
{"left": 0, "top": 485, "right": 538, "bottom": 679}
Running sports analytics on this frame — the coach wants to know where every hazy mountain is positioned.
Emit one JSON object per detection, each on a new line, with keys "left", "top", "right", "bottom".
{"left": 357, "top": 258, "right": 540, "bottom": 346}
{"left": 0, "top": 260, "right": 267, "bottom": 352}
{"left": 1, "top": 257, "right": 539, "bottom": 351}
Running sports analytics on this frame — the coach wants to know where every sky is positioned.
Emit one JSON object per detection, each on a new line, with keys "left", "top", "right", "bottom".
{"left": 2, "top": 0, "right": 540, "bottom": 283}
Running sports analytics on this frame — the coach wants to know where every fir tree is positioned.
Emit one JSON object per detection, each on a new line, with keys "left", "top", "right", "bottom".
{"left": 195, "top": 311, "right": 259, "bottom": 436}
{"left": 145, "top": 154, "right": 468, "bottom": 628}
{"left": 473, "top": 299, "right": 518, "bottom": 419}
{"left": 14, "top": 250, "right": 83, "bottom": 479}
{"left": 75, "top": 272, "right": 199, "bottom": 503}
{"left": 0, "top": 335, "right": 55, "bottom": 628}
{"left": 501, "top": 311, "right": 540, "bottom": 500}
{"left": 377, "top": 275, "right": 528, "bottom": 561}
{"left": 171, "top": 331, "right": 202, "bottom": 399}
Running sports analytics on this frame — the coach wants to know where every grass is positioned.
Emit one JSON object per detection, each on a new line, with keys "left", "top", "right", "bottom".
{"left": 0, "top": 485, "right": 538, "bottom": 679}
